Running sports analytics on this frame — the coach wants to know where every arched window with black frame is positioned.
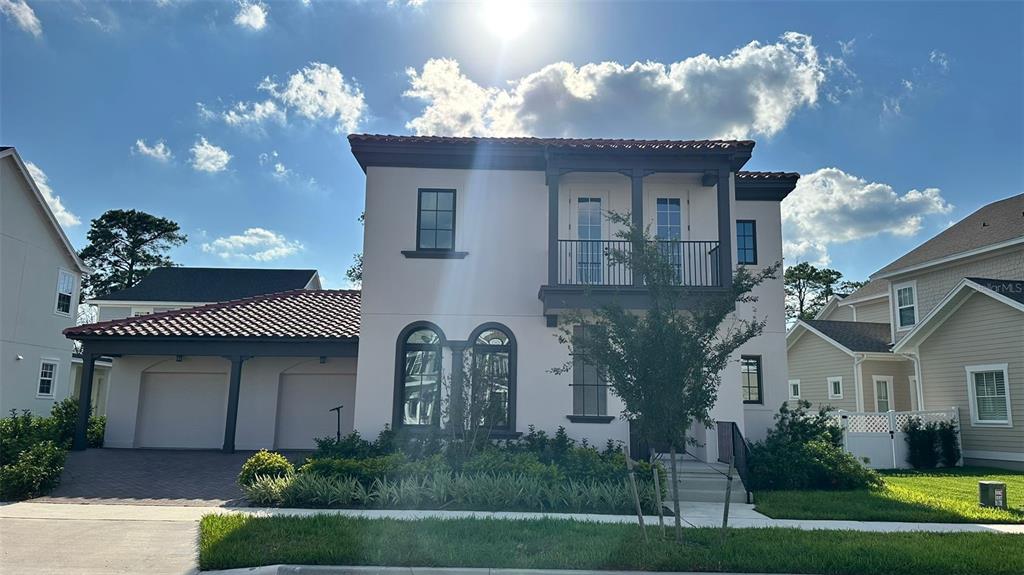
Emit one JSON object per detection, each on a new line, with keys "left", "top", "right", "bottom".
{"left": 394, "top": 322, "right": 445, "bottom": 428}
{"left": 468, "top": 323, "right": 516, "bottom": 432}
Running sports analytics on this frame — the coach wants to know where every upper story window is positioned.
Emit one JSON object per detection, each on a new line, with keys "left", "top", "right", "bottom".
{"left": 736, "top": 220, "right": 757, "bottom": 265}
{"left": 55, "top": 269, "right": 75, "bottom": 316}
{"left": 741, "top": 355, "right": 763, "bottom": 404}
{"left": 656, "top": 198, "right": 682, "bottom": 240}
{"left": 37, "top": 360, "right": 58, "bottom": 398}
{"left": 895, "top": 282, "right": 917, "bottom": 328}
{"left": 417, "top": 189, "right": 456, "bottom": 251}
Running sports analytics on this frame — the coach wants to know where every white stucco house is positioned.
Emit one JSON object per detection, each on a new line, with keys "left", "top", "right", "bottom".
{"left": 64, "top": 135, "right": 798, "bottom": 463}
{"left": 1, "top": 146, "right": 92, "bottom": 416}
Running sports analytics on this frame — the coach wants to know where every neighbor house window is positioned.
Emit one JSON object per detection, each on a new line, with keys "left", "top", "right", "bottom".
{"left": 571, "top": 324, "right": 609, "bottom": 418}
{"left": 966, "top": 364, "right": 1012, "bottom": 426}
{"left": 788, "top": 379, "right": 801, "bottom": 400}
{"left": 55, "top": 269, "right": 75, "bottom": 315}
{"left": 828, "top": 376, "right": 843, "bottom": 400}
{"left": 736, "top": 220, "right": 757, "bottom": 265}
{"left": 741, "top": 356, "right": 763, "bottom": 404}
{"left": 417, "top": 189, "right": 456, "bottom": 251}
{"left": 37, "top": 360, "right": 58, "bottom": 398}
{"left": 895, "top": 282, "right": 917, "bottom": 328}
{"left": 397, "top": 324, "right": 443, "bottom": 426}
{"left": 470, "top": 325, "right": 515, "bottom": 431}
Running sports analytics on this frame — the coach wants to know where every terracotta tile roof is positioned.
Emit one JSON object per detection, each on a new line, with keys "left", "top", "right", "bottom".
{"left": 735, "top": 171, "right": 800, "bottom": 180}
{"left": 348, "top": 133, "right": 755, "bottom": 151}
{"left": 65, "top": 290, "right": 360, "bottom": 340}
{"left": 875, "top": 193, "right": 1024, "bottom": 276}
{"left": 803, "top": 320, "right": 892, "bottom": 353}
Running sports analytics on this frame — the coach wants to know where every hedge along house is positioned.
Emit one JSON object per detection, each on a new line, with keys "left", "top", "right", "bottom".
{"left": 64, "top": 290, "right": 360, "bottom": 452}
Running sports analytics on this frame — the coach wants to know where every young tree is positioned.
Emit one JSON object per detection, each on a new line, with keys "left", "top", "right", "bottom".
{"left": 555, "top": 213, "right": 778, "bottom": 542}
{"left": 78, "top": 210, "right": 187, "bottom": 299}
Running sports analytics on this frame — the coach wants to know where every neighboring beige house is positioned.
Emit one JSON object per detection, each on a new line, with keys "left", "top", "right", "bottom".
{"left": 788, "top": 193, "right": 1024, "bottom": 469}
{"left": 0, "top": 146, "right": 92, "bottom": 416}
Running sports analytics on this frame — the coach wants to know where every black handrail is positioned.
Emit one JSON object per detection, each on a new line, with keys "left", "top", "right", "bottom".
{"left": 717, "top": 421, "right": 752, "bottom": 502}
{"left": 557, "top": 239, "right": 721, "bottom": 287}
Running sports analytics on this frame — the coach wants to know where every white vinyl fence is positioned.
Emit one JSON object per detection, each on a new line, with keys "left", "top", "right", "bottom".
{"left": 830, "top": 408, "right": 961, "bottom": 469}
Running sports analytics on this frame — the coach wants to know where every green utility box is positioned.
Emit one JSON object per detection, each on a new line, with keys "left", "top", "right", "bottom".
{"left": 979, "top": 481, "right": 1007, "bottom": 509}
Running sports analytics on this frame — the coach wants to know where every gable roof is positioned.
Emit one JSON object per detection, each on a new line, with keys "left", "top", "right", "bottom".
{"left": 91, "top": 267, "right": 320, "bottom": 303}
{"left": 794, "top": 320, "right": 893, "bottom": 354}
{"left": 0, "top": 147, "right": 89, "bottom": 274}
{"left": 893, "top": 277, "right": 1024, "bottom": 352}
{"left": 874, "top": 193, "right": 1024, "bottom": 278}
{"left": 839, "top": 279, "right": 890, "bottom": 305}
{"left": 66, "top": 289, "right": 359, "bottom": 340}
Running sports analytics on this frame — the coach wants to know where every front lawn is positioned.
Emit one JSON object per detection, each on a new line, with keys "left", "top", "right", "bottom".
{"left": 198, "top": 514, "right": 1023, "bottom": 574}
{"left": 755, "top": 467, "right": 1024, "bottom": 524}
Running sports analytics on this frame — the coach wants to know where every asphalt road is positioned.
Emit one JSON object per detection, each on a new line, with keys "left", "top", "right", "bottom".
{"left": 0, "top": 516, "right": 198, "bottom": 575}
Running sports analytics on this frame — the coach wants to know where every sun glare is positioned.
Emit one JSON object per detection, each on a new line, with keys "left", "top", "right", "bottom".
{"left": 480, "top": 0, "right": 534, "bottom": 41}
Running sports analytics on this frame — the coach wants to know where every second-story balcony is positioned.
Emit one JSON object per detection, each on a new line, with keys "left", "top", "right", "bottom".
{"left": 556, "top": 239, "right": 721, "bottom": 287}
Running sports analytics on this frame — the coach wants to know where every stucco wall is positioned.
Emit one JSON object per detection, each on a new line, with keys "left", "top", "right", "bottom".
{"left": 918, "top": 293, "right": 1024, "bottom": 461}
{"left": 786, "top": 332, "right": 856, "bottom": 412}
{"left": 0, "top": 156, "right": 81, "bottom": 415}
{"left": 356, "top": 166, "right": 783, "bottom": 457}
{"left": 103, "top": 355, "right": 357, "bottom": 449}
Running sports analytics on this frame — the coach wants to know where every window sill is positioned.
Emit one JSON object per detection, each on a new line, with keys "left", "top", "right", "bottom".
{"left": 566, "top": 415, "right": 615, "bottom": 424}
{"left": 402, "top": 250, "right": 469, "bottom": 259}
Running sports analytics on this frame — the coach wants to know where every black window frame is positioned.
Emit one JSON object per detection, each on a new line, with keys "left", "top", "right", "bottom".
{"left": 741, "top": 355, "right": 763, "bottom": 405}
{"left": 568, "top": 324, "right": 614, "bottom": 423}
{"left": 393, "top": 321, "right": 447, "bottom": 429}
{"left": 736, "top": 220, "right": 758, "bottom": 265}
{"left": 416, "top": 188, "right": 457, "bottom": 252}
{"left": 468, "top": 322, "right": 517, "bottom": 433}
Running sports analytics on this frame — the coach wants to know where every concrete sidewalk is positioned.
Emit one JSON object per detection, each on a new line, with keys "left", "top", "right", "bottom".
{"left": 4, "top": 500, "right": 1024, "bottom": 533}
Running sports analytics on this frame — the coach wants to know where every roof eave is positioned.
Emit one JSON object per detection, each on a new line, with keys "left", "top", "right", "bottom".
{"left": 871, "top": 237, "right": 1024, "bottom": 280}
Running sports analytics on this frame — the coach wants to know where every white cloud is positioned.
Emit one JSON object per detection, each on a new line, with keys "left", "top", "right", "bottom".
{"left": 837, "top": 39, "right": 856, "bottom": 57}
{"left": 133, "top": 139, "right": 173, "bottom": 162}
{"left": 404, "top": 32, "right": 827, "bottom": 139}
{"left": 388, "top": 0, "right": 428, "bottom": 6}
{"left": 261, "top": 62, "right": 366, "bottom": 133}
{"left": 0, "top": 0, "right": 42, "bottom": 37}
{"left": 189, "top": 136, "right": 232, "bottom": 172}
{"left": 929, "top": 50, "right": 949, "bottom": 73}
{"left": 272, "top": 162, "right": 290, "bottom": 180}
{"left": 234, "top": 0, "right": 268, "bottom": 31}
{"left": 223, "top": 99, "right": 286, "bottom": 130}
{"left": 196, "top": 102, "right": 217, "bottom": 121}
{"left": 202, "top": 228, "right": 303, "bottom": 261}
{"left": 782, "top": 167, "right": 952, "bottom": 266}
{"left": 24, "top": 162, "right": 81, "bottom": 228}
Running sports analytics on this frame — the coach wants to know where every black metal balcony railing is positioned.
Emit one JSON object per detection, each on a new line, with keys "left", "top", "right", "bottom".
{"left": 557, "top": 239, "right": 721, "bottom": 287}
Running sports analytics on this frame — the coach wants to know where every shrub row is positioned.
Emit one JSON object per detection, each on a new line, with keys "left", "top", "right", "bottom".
{"left": 0, "top": 399, "right": 105, "bottom": 501}
{"left": 244, "top": 471, "right": 661, "bottom": 515}
{"left": 904, "top": 419, "right": 960, "bottom": 469}
{"left": 747, "top": 401, "right": 882, "bottom": 491}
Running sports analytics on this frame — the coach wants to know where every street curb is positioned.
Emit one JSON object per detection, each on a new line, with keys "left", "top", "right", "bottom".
{"left": 202, "top": 567, "right": 798, "bottom": 575}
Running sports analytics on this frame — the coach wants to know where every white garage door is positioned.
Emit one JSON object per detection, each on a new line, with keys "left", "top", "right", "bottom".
{"left": 275, "top": 374, "right": 356, "bottom": 450}
{"left": 136, "top": 373, "right": 227, "bottom": 449}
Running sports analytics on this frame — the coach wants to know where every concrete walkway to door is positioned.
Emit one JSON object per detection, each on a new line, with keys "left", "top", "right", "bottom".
{"left": 32, "top": 448, "right": 305, "bottom": 506}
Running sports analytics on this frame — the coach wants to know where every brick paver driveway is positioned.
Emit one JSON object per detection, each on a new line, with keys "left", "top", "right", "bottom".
{"left": 33, "top": 448, "right": 304, "bottom": 506}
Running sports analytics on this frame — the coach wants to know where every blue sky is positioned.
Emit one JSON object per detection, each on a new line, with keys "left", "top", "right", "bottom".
{"left": 3, "top": 0, "right": 1022, "bottom": 287}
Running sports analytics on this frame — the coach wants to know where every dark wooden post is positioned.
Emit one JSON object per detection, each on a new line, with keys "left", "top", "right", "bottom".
{"left": 547, "top": 171, "right": 560, "bottom": 286}
{"left": 631, "top": 168, "right": 644, "bottom": 287}
{"left": 71, "top": 346, "right": 97, "bottom": 451}
{"left": 716, "top": 165, "right": 733, "bottom": 287}
{"left": 222, "top": 356, "right": 245, "bottom": 453}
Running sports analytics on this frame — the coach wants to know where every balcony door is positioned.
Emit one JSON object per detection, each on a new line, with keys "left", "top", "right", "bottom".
{"left": 575, "top": 196, "right": 604, "bottom": 284}
{"left": 655, "top": 197, "right": 684, "bottom": 282}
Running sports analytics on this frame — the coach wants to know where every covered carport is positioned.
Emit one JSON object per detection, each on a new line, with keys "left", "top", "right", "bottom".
{"left": 65, "top": 289, "right": 360, "bottom": 453}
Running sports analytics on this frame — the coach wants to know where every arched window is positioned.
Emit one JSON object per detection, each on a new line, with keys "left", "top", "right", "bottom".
{"left": 395, "top": 323, "right": 445, "bottom": 427}
{"left": 469, "top": 323, "right": 516, "bottom": 431}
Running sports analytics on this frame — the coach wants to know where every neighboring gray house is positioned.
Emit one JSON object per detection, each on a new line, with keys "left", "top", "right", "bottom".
{"left": 0, "top": 146, "right": 92, "bottom": 415}
{"left": 88, "top": 267, "right": 321, "bottom": 321}
{"left": 788, "top": 193, "right": 1024, "bottom": 469}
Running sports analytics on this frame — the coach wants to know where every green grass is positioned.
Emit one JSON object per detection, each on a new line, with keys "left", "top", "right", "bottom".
{"left": 756, "top": 467, "right": 1024, "bottom": 524}
{"left": 198, "top": 514, "right": 1024, "bottom": 574}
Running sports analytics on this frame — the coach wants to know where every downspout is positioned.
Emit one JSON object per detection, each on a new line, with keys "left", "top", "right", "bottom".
{"left": 900, "top": 351, "right": 925, "bottom": 411}
{"left": 853, "top": 353, "right": 865, "bottom": 412}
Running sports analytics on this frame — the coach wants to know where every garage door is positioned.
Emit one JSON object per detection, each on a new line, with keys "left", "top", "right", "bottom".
{"left": 136, "top": 373, "right": 227, "bottom": 449}
{"left": 275, "top": 374, "right": 356, "bottom": 450}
